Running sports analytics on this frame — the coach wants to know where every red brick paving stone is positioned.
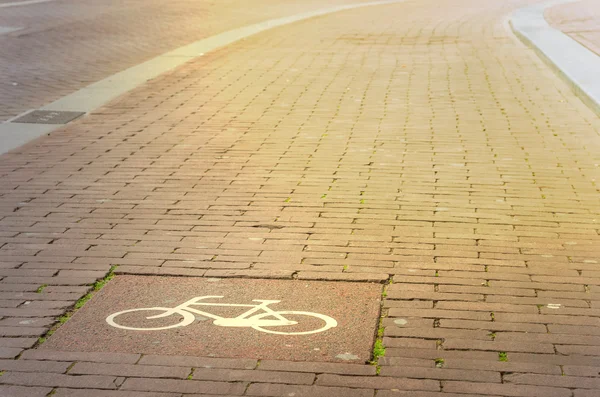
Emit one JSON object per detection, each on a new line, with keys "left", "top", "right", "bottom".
{"left": 0, "top": 338, "right": 36, "bottom": 348}
{"left": 379, "top": 366, "right": 501, "bottom": 383}
{"left": 439, "top": 319, "right": 547, "bottom": 333}
{"left": 440, "top": 359, "right": 562, "bottom": 376}
{"left": 508, "top": 352, "right": 600, "bottom": 367}
{"left": 19, "top": 301, "right": 73, "bottom": 310}
{"left": 575, "top": 391, "right": 600, "bottom": 397}
{"left": 441, "top": 381, "right": 572, "bottom": 397}
{"left": 0, "top": 348, "right": 22, "bottom": 358}
{"left": 563, "top": 365, "right": 600, "bottom": 377}
{"left": 376, "top": 393, "right": 503, "bottom": 397}
{"left": 177, "top": 395, "right": 242, "bottom": 397}
{"left": 495, "top": 332, "right": 600, "bottom": 346}
{"left": 503, "top": 373, "right": 600, "bottom": 389}
{"left": 245, "top": 383, "right": 375, "bottom": 397}
{"left": 68, "top": 362, "right": 190, "bottom": 379}
{"left": 382, "top": 348, "right": 498, "bottom": 362}
{"left": 53, "top": 390, "right": 180, "bottom": 397}
{"left": 442, "top": 339, "right": 555, "bottom": 354}
{"left": 119, "top": 378, "right": 246, "bottom": 395}
{"left": 387, "top": 308, "right": 491, "bottom": 322}
{"left": 192, "top": 368, "right": 315, "bottom": 385}
{"left": 202, "top": 269, "right": 294, "bottom": 279}
{"left": 20, "top": 350, "right": 141, "bottom": 364}
{"left": 0, "top": 326, "right": 47, "bottom": 336}
{"left": 258, "top": 359, "right": 377, "bottom": 375}
{"left": 556, "top": 345, "right": 600, "bottom": 356}
{"left": 296, "top": 272, "right": 389, "bottom": 282}
{"left": 382, "top": 336, "right": 437, "bottom": 350}
{"left": 0, "top": 308, "right": 63, "bottom": 317}
{"left": 0, "top": 372, "right": 118, "bottom": 389}
{"left": 138, "top": 355, "right": 256, "bottom": 370}
{"left": 316, "top": 374, "right": 440, "bottom": 391}
{"left": 41, "top": 276, "right": 382, "bottom": 362}
{"left": 384, "top": 328, "right": 490, "bottom": 341}
{"left": 116, "top": 266, "right": 207, "bottom": 278}
{"left": 378, "top": 357, "right": 435, "bottom": 368}
{"left": 0, "top": 358, "right": 71, "bottom": 373}
{"left": 0, "top": 385, "right": 53, "bottom": 397}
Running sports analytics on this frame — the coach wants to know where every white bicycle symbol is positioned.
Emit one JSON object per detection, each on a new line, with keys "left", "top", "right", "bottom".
{"left": 106, "top": 296, "right": 337, "bottom": 335}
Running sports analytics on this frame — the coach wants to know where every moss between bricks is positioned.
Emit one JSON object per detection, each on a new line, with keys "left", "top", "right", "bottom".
{"left": 372, "top": 337, "right": 385, "bottom": 362}
{"left": 370, "top": 283, "right": 388, "bottom": 372}
{"left": 37, "top": 266, "right": 117, "bottom": 345}
{"left": 186, "top": 368, "right": 195, "bottom": 380}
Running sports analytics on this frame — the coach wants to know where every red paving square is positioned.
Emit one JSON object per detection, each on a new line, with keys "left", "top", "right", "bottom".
{"left": 42, "top": 276, "right": 383, "bottom": 363}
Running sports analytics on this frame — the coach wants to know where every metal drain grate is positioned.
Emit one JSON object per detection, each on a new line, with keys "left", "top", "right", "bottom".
{"left": 12, "top": 110, "right": 85, "bottom": 125}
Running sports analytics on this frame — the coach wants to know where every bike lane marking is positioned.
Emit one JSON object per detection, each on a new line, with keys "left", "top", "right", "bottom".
{"left": 106, "top": 295, "right": 338, "bottom": 335}
{"left": 40, "top": 276, "right": 382, "bottom": 363}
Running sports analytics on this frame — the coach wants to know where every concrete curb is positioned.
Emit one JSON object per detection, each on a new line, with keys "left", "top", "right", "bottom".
{"left": 0, "top": 0, "right": 54, "bottom": 9}
{"left": 0, "top": 0, "right": 407, "bottom": 155}
{"left": 510, "top": 0, "right": 600, "bottom": 117}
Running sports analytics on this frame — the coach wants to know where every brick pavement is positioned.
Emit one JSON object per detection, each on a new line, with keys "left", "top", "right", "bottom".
{"left": 546, "top": 0, "right": 600, "bottom": 56}
{"left": 0, "top": 0, "right": 373, "bottom": 121}
{"left": 1, "top": 0, "right": 600, "bottom": 395}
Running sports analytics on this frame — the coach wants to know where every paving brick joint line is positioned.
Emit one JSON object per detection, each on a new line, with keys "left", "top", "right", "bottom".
{"left": 0, "top": 0, "right": 600, "bottom": 396}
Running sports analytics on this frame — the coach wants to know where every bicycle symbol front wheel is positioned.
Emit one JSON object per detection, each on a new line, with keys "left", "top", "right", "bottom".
{"left": 249, "top": 311, "right": 337, "bottom": 335}
{"left": 106, "top": 307, "right": 195, "bottom": 331}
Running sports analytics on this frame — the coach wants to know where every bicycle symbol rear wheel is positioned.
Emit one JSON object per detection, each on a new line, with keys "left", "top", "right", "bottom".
{"left": 249, "top": 311, "right": 337, "bottom": 335}
{"left": 106, "top": 307, "right": 195, "bottom": 331}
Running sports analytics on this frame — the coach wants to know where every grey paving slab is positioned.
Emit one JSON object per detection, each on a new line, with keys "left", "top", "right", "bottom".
{"left": 12, "top": 110, "right": 84, "bottom": 125}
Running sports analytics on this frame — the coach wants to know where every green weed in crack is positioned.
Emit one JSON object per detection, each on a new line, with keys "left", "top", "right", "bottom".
{"left": 36, "top": 266, "right": 117, "bottom": 345}
{"left": 370, "top": 283, "right": 390, "bottom": 371}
